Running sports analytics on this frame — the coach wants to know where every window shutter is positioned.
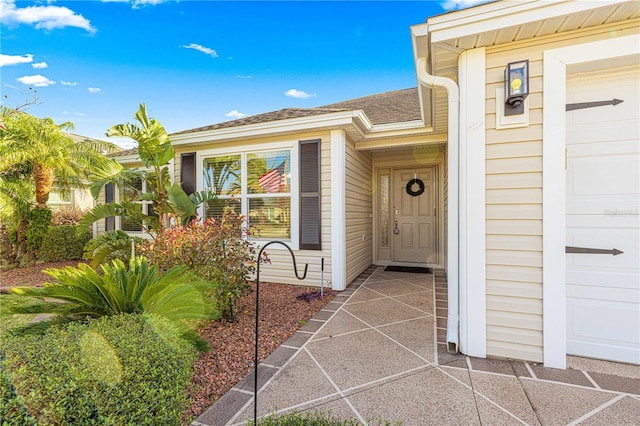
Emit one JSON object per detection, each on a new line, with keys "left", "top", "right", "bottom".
{"left": 180, "top": 152, "right": 196, "bottom": 196}
{"left": 299, "top": 140, "right": 321, "bottom": 250}
{"left": 105, "top": 183, "right": 115, "bottom": 231}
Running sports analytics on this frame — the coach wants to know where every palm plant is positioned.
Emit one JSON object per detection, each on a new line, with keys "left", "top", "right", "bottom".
{"left": 81, "top": 104, "right": 216, "bottom": 236}
{"left": 0, "top": 110, "right": 120, "bottom": 263}
{"left": 6, "top": 256, "right": 218, "bottom": 350}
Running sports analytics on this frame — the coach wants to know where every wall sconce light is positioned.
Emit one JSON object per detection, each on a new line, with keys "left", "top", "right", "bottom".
{"left": 504, "top": 60, "right": 529, "bottom": 116}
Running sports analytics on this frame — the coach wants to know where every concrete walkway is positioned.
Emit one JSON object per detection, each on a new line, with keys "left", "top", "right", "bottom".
{"left": 193, "top": 267, "right": 640, "bottom": 426}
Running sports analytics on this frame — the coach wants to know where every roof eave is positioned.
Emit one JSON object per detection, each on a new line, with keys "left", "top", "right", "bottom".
{"left": 426, "top": 0, "right": 632, "bottom": 45}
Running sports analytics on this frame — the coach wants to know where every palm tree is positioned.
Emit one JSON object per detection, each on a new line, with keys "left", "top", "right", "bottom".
{"left": 81, "top": 104, "right": 216, "bottom": 238}
{"left": 0, "top": 110, "right": 120, "bottom": 263}
{"left": 0, "top": 112, "right": 120, "bottom": 208}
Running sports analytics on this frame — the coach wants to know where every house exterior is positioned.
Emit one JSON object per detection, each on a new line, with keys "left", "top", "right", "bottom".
{"left": 104, "top": 0, "right": 639, "bottom": 369}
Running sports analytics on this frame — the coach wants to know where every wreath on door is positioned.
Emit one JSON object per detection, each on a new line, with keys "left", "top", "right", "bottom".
{"left": 406, "top": 178, "right": 425, "bottom": 196}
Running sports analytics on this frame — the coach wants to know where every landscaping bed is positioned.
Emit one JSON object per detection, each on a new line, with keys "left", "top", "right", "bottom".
{"left": 1, "top": 261, "right": 338, "bottom": 424}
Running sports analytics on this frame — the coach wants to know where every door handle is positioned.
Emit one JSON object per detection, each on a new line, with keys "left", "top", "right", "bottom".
{"left": 393, "top": 207, "right": 399, "bottom": 234}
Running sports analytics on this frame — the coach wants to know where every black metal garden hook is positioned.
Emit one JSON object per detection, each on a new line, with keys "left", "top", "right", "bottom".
{"left": 254, "top": 241, "right": 308, "bottom": 423}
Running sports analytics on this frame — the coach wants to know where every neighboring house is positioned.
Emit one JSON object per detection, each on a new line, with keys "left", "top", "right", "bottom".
{"left": 104, "top": 0, "right": 639, "bottom": 369}
{"left": 48, "top": 133, "right": 111, "bottom": 211}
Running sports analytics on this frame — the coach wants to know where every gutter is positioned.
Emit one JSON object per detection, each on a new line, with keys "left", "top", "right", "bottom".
{"left": 415, "top": 55, "right": 460, "bottom": 354}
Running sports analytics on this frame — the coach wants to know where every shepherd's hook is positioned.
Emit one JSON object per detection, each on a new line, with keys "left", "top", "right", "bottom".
{"left": 254, "top": 241, "right": 307, "bottom": 423}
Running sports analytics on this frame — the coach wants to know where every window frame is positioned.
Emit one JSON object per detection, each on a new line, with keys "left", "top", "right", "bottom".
{"left": 114, "top": 174, "right": 154, "bottom": 235}
{"left": 196, "top": 140, "right": 300, "bottom": 250}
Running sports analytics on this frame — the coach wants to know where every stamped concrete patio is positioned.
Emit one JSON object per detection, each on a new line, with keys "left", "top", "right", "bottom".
{"left": 193, "top": 266, "right": 640, "bottom": 426}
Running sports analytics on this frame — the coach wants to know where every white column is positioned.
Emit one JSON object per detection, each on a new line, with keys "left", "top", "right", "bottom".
{"left": 459, "top": 47, "right": 487, "bottom": 357}
{"left": 331, "top": 129, "right": 347, "bottom": 291}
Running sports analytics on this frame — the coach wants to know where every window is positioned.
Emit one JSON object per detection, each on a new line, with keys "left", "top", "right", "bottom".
{"left": 203, "top": 150, "right": 291, "bottom": 240}
{"left": 199, "top": 140, "right": 320, "bottom": 249}
{"left": 117, "top": 177, "right": 156, "bottom": 233}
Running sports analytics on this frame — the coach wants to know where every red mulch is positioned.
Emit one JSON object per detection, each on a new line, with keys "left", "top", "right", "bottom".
{"left": 0, "top": 260, "right": 90, "bottom": 290}
{"left": 0, "top": 261, "right": 338, "bottom": 422}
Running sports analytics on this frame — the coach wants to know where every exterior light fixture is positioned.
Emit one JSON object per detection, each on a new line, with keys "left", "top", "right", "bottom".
{"left": 504, "top": 60, "right": 529, "bottom": 116}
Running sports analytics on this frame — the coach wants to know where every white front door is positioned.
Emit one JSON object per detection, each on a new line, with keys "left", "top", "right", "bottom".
{"left": 392, "top": 167, "right": 437, "bottom": 264}
{"left": 565, "top": 67, "right": 640, "bottom": 364}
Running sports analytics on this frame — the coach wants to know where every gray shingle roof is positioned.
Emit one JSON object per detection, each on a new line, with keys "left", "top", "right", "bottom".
{"left": 171, "top": 87, "right": 420, "bottom": 136}
{"left": 108, "top": 148, "right": 139, "bottom": 158}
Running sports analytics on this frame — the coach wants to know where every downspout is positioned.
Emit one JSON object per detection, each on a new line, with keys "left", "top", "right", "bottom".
{"left": 416, "top": 57, "right": 460, "bottom": 354}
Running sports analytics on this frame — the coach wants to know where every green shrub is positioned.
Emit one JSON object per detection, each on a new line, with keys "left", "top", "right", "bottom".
{"left": 139, "top": 211, "right": 269, "bottom": 320}
{"left": 1, "top": 313, "right": 197, "bottom": 425}
{"left": 7, "top": 256, "right": 218, "bottom": 350}
{"left": 25, "top": 207, "right": 52, "bottom": 252}
{"left": 38, "top": 225, "right": 92, "bottom": 262}
{"left": 83, "top": 230, "right": 143, "bottom": 269}
{"left": 51, "top": 206, "right": 87, "bottom": 226}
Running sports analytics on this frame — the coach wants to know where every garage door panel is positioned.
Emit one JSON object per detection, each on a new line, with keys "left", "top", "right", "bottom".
{"left": 568, "top": 299, "right": 639, "bottom": 343}
{"left": 567, "top": 283, "right": 639, "bottom": 302}
{"left": 568, "top": 156, "right": 639, "bottom": 197}
{"left": 565, "top": 66, "right": 640, "bottom": 364}
{"left": 567, "top": 271, "right": 640, "bottom": 291}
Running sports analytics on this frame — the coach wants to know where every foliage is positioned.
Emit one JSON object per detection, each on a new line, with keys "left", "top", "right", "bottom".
{"left": 1, "top": 313, "right": 197, "bottom": 425}
{"left": 83, "top": 230, "right": 144, "bottom": 268}
{"left": 50, "top": 206, "right": 87, "bottom": 226}
{"left": 24, "top": 206, "right": 52, "bottom": 253}
{"left": 140, "top": 211, "right": 268, "bottom": 320}
{"left": 0, "top": 108, "right": 119, "bottom": 266}
{"left": 80, "top": 104, "right": 216, "bottom": 237}
{"left": 6, "top": 256, "right": 218, "bottom": 350}
{"left": 38, "top": 225, "right": 92, "bottom": 262}
{"left": 247, "top": 410, "right": 400, "bottom": 426}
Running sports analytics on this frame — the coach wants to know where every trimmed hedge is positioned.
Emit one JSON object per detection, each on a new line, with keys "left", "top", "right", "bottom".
{"left": 38, "top": 225, "right": 92, "bottom": 262}
{"left": 1, "top": 313, "right": 198, "bottom": 425}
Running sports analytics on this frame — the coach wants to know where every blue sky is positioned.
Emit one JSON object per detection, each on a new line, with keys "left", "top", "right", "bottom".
{"left": 1, "top": 0, "right": 485, "bottom": 148}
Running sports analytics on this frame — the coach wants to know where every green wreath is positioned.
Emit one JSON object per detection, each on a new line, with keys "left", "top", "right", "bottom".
{"left": 406, "top": 178, "right": 425, "bottom": 196}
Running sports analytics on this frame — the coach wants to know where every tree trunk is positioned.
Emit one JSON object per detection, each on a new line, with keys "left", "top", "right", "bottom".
{"left": 33, "top": 163, "right": 54, "bottom": 208}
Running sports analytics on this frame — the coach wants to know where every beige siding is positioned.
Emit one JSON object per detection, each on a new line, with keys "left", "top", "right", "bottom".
{"left": 345, "top": 137, "right": 373, "bottom": 283}
{"left": 443, "top": 148, "right": 448, "bottom": 275}
{"left": 483, "top": 21, "right": 639, "bottom": 363}
{"left": 173, "top": 131, "right": 334, "bottom": 287}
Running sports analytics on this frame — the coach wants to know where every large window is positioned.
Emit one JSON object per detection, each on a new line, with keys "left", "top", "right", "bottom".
{"left": 203, "top": 150, "right": 291, "bottom": 240}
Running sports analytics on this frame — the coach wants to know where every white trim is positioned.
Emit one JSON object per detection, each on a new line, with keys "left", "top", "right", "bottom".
{"left": 426, "top": 0, "right": 631, "bottom": 44}
{"left": 331, "top": 129, "right": 347, "bottom": 291}
{"left": 458, "top": 47, "right": 486, "bottom": 358}
{"left": 172, "top": 111, "right": 375, "bottom": 146}
{"left": 542, "top": 34, "right": 640, "bottom": 369}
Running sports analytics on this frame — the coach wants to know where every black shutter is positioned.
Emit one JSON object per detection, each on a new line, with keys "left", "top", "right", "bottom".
{"left": 299, "top": 140, "right": 321, "bottom": 250}
{"left": 105, "top": 183, "right": 115, "bottom": 231}
{"left": 180, "top": 152, "right": 196, "bottom": 196}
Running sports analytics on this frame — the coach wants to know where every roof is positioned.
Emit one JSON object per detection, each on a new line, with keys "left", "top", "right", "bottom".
{"left": 171, "top": 87, "right": 420, "bottom": 136}
{"left": 108, "top": 148, "right": 138, "bottom": 158}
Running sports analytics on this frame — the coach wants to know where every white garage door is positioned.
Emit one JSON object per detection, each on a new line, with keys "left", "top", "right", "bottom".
{"left": 566, "top": 66, "right": 640, "bottom": 365}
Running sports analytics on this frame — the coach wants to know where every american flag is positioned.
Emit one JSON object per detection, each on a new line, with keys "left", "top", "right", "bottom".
{"left": 258, "top": 162, "right": 286, "bottom": 193}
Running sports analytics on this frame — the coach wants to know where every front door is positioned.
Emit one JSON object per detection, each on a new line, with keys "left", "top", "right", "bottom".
{"left": 565, "top": 67, "right": 640, "bottom": 364}
{"left": 392, "top": 167, "right": 437, "bottom": 264}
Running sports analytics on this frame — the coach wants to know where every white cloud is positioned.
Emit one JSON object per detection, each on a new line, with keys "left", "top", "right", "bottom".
{"left": 236, "top": 75, "right": 253, "bottom": 79}
{"left": 61, "top": 80, "right": 77, "bottom": 86}
{"left": 441, "top": 0, "right": 492, "bottom": 11}
{"left": 17, "top": 74, "right": 55, "bottom": 87}
{"left": 285, "top": 89, "right": 316, "bottom": 99}
{"left": 0, "top": 0, "right": 96, "bottom": 33}
{"left": 32, "top": 61, "right": 47, "bottom": 69}
{"left": 225, "top": 110, "right": 246, "bottom": 118}
{"left": 0, "top": 53, "right": 33, "bottom": 67}
{"left": 88, "top": 87, "right": 102, "bottom": 94}
{"left": 100, "top": 0, "right": 173, "bottom": 8}
{"left": 182, "top": 43, "right": 218, "bottom": 58}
